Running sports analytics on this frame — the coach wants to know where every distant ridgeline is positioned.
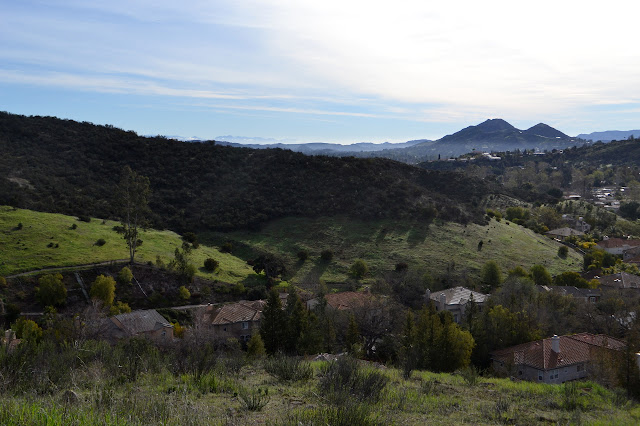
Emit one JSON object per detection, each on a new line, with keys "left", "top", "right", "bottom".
{"left": 0, "top": 112, "right": 494, "bottom": 232}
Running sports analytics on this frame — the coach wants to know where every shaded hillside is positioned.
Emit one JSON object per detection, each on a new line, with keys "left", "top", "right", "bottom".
{"left": 577, "top": 129, "right": 640, "bottom": 142}
{"left": 0, "top": 112, "right": 492, "bottom": 232}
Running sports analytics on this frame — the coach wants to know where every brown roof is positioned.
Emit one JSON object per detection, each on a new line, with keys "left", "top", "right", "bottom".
{"left": 110, "top": 309, "right": 173, "bottom": 335}
{"left": 430, "top": 286, "right": 489, "bottom": 305}
{"left": 324, "top": 291, "right": 373, "bottom": 311}
{"left": 211, "top": 300, "right": 264, "bottom": 325}
{"left": 596, "top": 272, "right": 640, "bottom": 289}
{"left": 492, "top": 333, "right": 625, "bottom": 371}
{"left": 597, "top": 238, "right": 640, "bottom": 249}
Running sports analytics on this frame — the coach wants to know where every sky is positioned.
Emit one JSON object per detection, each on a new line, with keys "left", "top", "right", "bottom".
{"left": 1, "top": 0, "right": 640, "bottom": 144}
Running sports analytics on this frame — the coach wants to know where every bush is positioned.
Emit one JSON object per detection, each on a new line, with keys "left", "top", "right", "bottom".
{"left": 36, "top": 273, "right": 67, "bottom": 307}
{"left": 90, "top": 274, "right": 116, "bottom": 307}
{"left": 95, "top": 238, "right": 106, "bottom": 246}
{"left": 204, "top": 258, "right": 219, "bottom": 272}
{"left": 221, "top": 241, "right": 233, "bottom": 253}
{"left": 78, "top": 215, "right": 91, "bottom": 223}
{"left": 0, "top": 276, "right": 7, "bottom": 288}
{"left": 321, "top": 250, "right": 334, "bottom": 261}
{"left": 71, "top": 223, "right": 77, "bottom": 230}
{"left": 178, "top": 285, "right": 191, "bottom": 300}
{"left": 264, "top": 355, "right": 314, "bottom": 382}
{"left": 117, "top": 266, "right": 133, "bottom": 285}
{"left": 350, "top": 259, "right": 369, "bottom": 279}
{"left": 16, "top": 222, "right": 23, "bottom": 230}
{"left": 247, "top": 333, "right": 266, "bottom": 358}
{"left": 395, "top": 262, "right": 408, "bottom": 272}
{"left": 238, "top": 387, "right": 270, "bottom": 411}
{"left": 318, "top": 356, "right": 388, "bottom": 404}
{"left": 297, "top": 249, "right": 309, "bottom": 262}
{"left": 558, "top": 245, "right": 569, "bottom": 258}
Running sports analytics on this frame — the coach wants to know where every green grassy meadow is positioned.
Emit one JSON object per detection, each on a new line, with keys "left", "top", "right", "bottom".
{"left": 0, "top": 357, "right": 637, "bottom": 425}
{"left": 204, "top": 216, "right": 583, "bottom": 289}
{"left": 0, "top": 206, "right": 255, "bottom": 283}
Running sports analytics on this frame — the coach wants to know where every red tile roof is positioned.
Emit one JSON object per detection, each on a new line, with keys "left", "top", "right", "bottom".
{"left": 324, "top": 291, "right": 373, "bottom": 311}
{"left": 597, "top": 238, "right": 640, "bottom": 249}
{"left": 211, "top": 300, "right": 264, "bottom": 325}
{"left": 492, "top": 333, "right": 625, "bottom": 371}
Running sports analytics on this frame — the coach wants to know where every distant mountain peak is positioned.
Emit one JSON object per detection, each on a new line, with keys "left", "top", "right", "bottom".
{"left": 475, "top": 118, "right": 516, "bottom": 132}
{"left": 524, "top": 123, "right": 568, "bottom": 139}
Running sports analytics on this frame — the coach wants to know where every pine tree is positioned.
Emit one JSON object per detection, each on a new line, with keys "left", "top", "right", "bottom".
{"left": 346, "top": 313, "right": 360, "bottom": 355}
{"left": 260, "top": 289, "right": 284, "bottom": 354}
{"left": 284, "top": 289, "right": 307, "bottom": 354}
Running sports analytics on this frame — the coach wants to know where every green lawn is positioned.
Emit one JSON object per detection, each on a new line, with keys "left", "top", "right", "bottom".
{"left": 203, "top": 216, "right": 583, "bottom": 290}
{"left": 0, "top": 206, "right": 255, "bottom": 283}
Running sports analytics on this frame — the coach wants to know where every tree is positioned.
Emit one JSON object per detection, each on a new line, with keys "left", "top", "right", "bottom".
{"left": 36, "top": 273, "right": 67, "bottom": 307}
{"left": 530, "top": 264, "right": 552, "bottom": 286}
{"left": 90, "top": 274, "right": 116, "bottom": 307}
{"left": 346, "top": 312, "right": 361, "bottom": 355}
{"left": 0, "top": 276, "right": 7, "bottom": 288}
{"left": 481, "top": 261, "right": 502, "bottom": 289}
{"left": 204, "top": 258, "right": 219, "bottom": 272}
{"left": 170, "top": 242, "right": 197, "bottom": 282}
{"left": 250, "top": 255, "right": 286, "bottom": 287}
{"left": 117, "top": 266, "right": 133, "bottom": 286}
{"left": 116, "top": 166, "right": 150, "bottom": 264}
{"left": 179, "top": 286, "right": 191, "bottom": 300}
{"left": 558, "top": 245, "right": 569, "bottom": 258}
{"left": 247, "top": 333, "right": 266, "bottom": 358}
{"left": 283, "top": 289, "right": 308, "bottom": 354}
{"left": 260, "top": 289, "right": 284, "bottom": 354}
{"left": 350, "top": 259, "right": 369, "bottom": 279}
{"left": 12, "top": 318, "right": 43, "bottom": 343}
{"left": 554, "top": 271, "right": 589, "bottom": 288}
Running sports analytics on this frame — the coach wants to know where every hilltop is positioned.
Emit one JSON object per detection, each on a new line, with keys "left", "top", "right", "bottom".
{"left": 0, "top": 111, "right": 491, "bottom": 233}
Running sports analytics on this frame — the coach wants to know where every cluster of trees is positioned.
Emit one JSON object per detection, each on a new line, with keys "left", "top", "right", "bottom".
{"left": 0, "top": 112, "right": 489, "bottom": 234}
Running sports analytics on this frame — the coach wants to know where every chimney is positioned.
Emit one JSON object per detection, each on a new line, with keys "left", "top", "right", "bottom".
{"left": 636, "top": 353, "right": 640, "bottom": 372}
{"left": 424, "top": 289, "right": 431, "bottom": 304}
{"left": 551, "top": 335, "right": 560, "bottom": 353}
{"left": 439, "top": 293, "right": 447, "bottom": 311}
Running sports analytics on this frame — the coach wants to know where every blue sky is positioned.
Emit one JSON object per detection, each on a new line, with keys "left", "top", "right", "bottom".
{"left": 2, "top": 0, "right": 639, "bottom": 144}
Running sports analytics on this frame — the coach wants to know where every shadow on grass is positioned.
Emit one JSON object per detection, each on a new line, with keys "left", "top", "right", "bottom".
{"left": 407, "top": 225, "right": 430, "bottom": 248}
{"left": 301, "top": 260, "right": 329, "bottom": 285}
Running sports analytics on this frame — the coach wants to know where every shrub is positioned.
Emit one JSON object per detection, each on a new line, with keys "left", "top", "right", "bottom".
{"left": 117, "top": 266, "right": 133, "bottom": 285}
{"left": 321, "top": 250, "right": 334, "bottom": 261}
{"left": 78, "top": 215, "right": 91, "bottom": 223}
{"left": 178, "top": 285, "right": 191, "bottom": 300}
{"left": 12, "top": 317, "right": 43, "bottom": 342}
{"left": 71, "top": 223, "right": 77, "bottom": 230}
{"left": 349, "top": 259, "right": 369, "bottom": 279}
{"left": 221, "top": 241, "right": 233, "bottom": 253}
{"left": 0, "top": 276, "right": 7, "bottom": 288}
{"left": 247, "top": 333, "right": 266, "bottom": 358}
{"left": 318, "top": 356, "right": 388, "bottom": 404}
{"left": 264, "top": 355, "right": 314, "bottom": 382}
{"left": 395, "top": 262, "right": 408, "bottom": 272}
{"left": 558, "top": 245, "right": 569, "bottom": 258}
{"left": 204, "top": 258, "right": 219, "bottom": 272}
{"left": 458, "top": 365, "right": 480, "bottom": 386}
{"left": 95, "top": 238, "right": 106, "bottom": 246}
{"left": 90, "top": 274, "right": 116, "bottom": 307}
{"left": 36, "top": 273, "right": 67, "bottom": 307}
{"left": 238, "top": 387, "right": 270, "bottom": 411}
{"left": 297, "top": 249, "right": 309, "bottom": 261}
{"left": 16, "top": 222, "right": 23, "bottom": 230}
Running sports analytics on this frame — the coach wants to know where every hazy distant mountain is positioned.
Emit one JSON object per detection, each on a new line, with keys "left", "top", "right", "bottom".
{"left": 214, "top": 138, "right": 427, "bottom": 154}
{"left": 576, "top": 130, "right": 640, "bottom": 142}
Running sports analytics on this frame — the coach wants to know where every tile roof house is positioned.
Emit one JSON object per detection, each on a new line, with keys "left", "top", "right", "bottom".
{"left": 204, "top": 300, "right": 265, "bottom": 342}
{"left": 594, "top": 272, "right": 640, "bottom": 290}
{"left": 546, "top": 227, "right": 585, "bottom": 240}
{"left": 426, "top": 286, "right": 489, "bottom": 324}
{"left": 306, "top": 291, "right": 374, "bottom": 311}
{"left": 537, "top": 285, "right": 602, "bottom": 303}
{"left": 105, "top": 309, "right": 174, "bottom": 342}
{"left": 492, "top": 333, "right": 625, "bottom": 384}
{"left": 596, "top": 238, "right": 640, "bottom": 255}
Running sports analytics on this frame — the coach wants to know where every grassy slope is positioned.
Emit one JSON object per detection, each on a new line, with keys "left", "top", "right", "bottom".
{"left": 0, "top": 362, "right": 637, "bottom": 425}
{"left": 208, "top": 216, "right": 583, "bottom": 289}
{"left": 0, "top": 206, "right": 255, "bottom": 283}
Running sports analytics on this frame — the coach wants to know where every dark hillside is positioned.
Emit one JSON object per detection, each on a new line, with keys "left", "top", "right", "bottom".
{"left": 0, "top": 112, "right": 492, "bottom": 232}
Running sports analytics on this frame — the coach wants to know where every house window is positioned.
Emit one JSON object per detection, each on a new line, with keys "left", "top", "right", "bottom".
{"left": 223, "top": 327, "right": 227, "bottom": 332}
{"left": 453, "top": 314, "right": 459, "bottom": 323}
{"left": 242, "top": 321, "right": 249, "bottom": 330}
{"left": 589, "top": 296, "right": 596, "bottom": 303}
{"left": 538, "top": 374, "right": 543, "bottom": 381}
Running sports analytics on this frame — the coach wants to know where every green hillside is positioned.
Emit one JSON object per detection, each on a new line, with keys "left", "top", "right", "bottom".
{"left": 0, "top": 206, "right": 255, "bottom": 283}
{"left": 204, "top": 216, "right": 582, "bottom": 290}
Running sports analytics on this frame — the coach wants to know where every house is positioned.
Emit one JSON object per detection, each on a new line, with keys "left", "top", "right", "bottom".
{"left": 561, "top": 215, "right": 591, "bottom": 233}
{"left": 306, "top": 290, "right": 374, "bottom": 311}
{"left": 596, "top": 237, "right": 640, "bottom": 255}
{"left": 623, "top": 246, "right": 640, "bottom": 261}
{"left": 492, "top": 333, "right": 625, "bottom": 384}
{"left": 594, "top": 272, "right": 640, "bottom": 291}
{"left": 537, "top": 285, "right": 601, "bottom": 303}
{"left": 426, "top": 286, "right": 489, "bottom": 324}
{"left": 205, "top": 300, "right": 265, "bottom": 342}
{"left": 105, "top": 309, "right": 174, "bottom": 342}
{"left": 545, "top": 227, "right": 584, "bottom": 241}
